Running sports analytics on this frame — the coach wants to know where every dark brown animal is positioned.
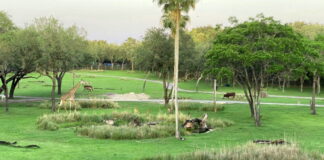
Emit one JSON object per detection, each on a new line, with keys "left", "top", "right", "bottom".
{"left": 223, "top": 92, "right": 236, "bottom": 99}
{"left": 253, "top": 139, "right": 288, "bottom": 145}
{"left": 83, "top": 85, "right": 94, "bottom": 92}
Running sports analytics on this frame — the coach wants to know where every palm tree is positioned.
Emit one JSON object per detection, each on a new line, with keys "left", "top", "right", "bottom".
{"left": 154, "top": 0, "right": 198, "bottom": 139}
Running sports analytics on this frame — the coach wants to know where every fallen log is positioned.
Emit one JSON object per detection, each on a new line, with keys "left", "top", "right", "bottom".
{"left": 0, "top": 141, "right": 40, "bottom": 149}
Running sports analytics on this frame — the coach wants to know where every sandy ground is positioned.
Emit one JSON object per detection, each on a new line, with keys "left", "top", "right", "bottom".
{"left": 105, "top": 92, "right": 150, "bottom": 101}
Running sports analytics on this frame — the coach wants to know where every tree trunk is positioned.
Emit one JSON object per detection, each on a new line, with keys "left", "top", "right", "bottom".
{"left": 317, "top": 76, "right": 321, "bottom": 95}
{"left": 253, "top": 101, "right": 261, "bottom": 127}
{"left": 1, "top": 77, "right": 9, "bottom": 112}
{"left": 287, "top": 76, "right": 290, "bottom": 88}
{"left": 97, "top": 63, "right": 101, "bottom": 70}
{"left": 162, "top": 73, "right": 170, "bottom": 105}
{"left": 142, "top": 72, "right": 150, "bottom": 92}
{"left": 121, "top": 60, "right": 125, "bottom": 70}
{"left": 56, "top": 72, "right": 65, "bottom": 96}
{"left": 300, "top": 76, "right": 304, "bottom": 92}
{"left": 111, "top": 61, "right": 114, "bottom": 70}
{"left": 311, "top": 75, "right": 317, "bottom": 115}
{"left": 174, "top": 10, "right": 180, "bottom": 139}
{"left": 195, "top": 73, "right": 203, "bottom": 92}
{"left": 213, "top": 79, "right": 217, "bottom": 107}
{"left": 9, "top": 77, "right": 21, "bottom": 99}
{"left": 278, "top": 76, "right": 281, "bottom": 89}
{"left": 282, "top": 78, "right": 286, "bottom": 93}
{"left": 48, "top": 73, "right": 57, "bottom": 112}
{"left": 131, "top": 61, "right": 134, "bottom": 71}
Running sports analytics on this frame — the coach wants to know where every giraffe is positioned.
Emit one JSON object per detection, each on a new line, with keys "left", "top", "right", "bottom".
{"left": 58, "top": 80, "right": 86, "bottom": 112}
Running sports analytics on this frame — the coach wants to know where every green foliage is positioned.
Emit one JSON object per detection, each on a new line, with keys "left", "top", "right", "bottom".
{"left": 143, "top": 143, "right": 324, "bottom": 160}
{"left": 207, "top": 119, "right": 234, "bottom": 129}
{"left": 0, "top": 11, "right": 16, "bottom": 34}
{"left": 205, "top": 14, "right": 306, "bottom": 126}
{"left": 137, "top": 28, "right": 173, "bottom": 74}
{"left": 77, "top": 125, "right": 188, "bottom": 140}
{"left": 179, "top": 103, "right": 225, "bottom": 112}
{"left": 79, "top": 100, "right": 120, "bottom": 109}
{"left": 37, "top": 118, "right": 59, "bottom": 131}
{"left": 37, "top": 110, "right": 231, "bottom": 139}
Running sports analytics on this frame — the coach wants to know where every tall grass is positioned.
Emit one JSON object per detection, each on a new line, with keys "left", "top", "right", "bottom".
{"left": 39, "top": 100, "right": 81, "bottom": 110}
{"left": 39, "top": 100, "right": 119, "bottom": 110}
{"left": 78, "top": 100, "right": 120, "bottom": 109}
{"left": 142, "top": 143, "right": 324, "bottom": 160}
{"left": 37, "top": 111, "right": 233, "bottom": 139}
{"left": 179, "top": 103, "right": 225, "bottom": 112}
{"left": 77, "top": 125, "right": 189, "bottom": 140}
{"left": 37, "top": 112, "right": 143, "bottom": 131}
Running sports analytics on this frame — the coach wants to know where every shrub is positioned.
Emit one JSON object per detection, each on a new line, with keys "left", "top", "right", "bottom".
{"left": 37, "top": 119, "right": 59, "bottom": 131}
{"left": 39, "top": 101, "right": 52, "bottom": 109}
{"left": 77, "top": 125, "right": 189, "bottom": 140}
{"left": 142, "top": 143, "right": 324, "bottom": 160}
{"left": 37, "top": 112, "right": 146, "bottom": 131}
{"left": 79, "top": 100, "right": 120, "bottom": 109}
{"left": 58, "top": 102, "right": 81, "bottom": 111}
{"left": 39, "top": 100, "right": 81, "bottom": 111}
{"left": 179, "top": 103, "right": 225, "bottom": 112}
{"left": 155, "top": 113, "right": 190, "bottom": 124}
{"left": 207, "top": 119, "right": 234, "bottom": 129}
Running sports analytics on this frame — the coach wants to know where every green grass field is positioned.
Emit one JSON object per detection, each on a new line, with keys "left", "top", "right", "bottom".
{"left": 1, "top": 70, "right": 324, "bottom": 160}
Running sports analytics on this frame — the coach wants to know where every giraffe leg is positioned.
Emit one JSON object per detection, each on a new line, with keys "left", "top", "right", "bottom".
{"left": 69, "top": 100, "right": 72, "bottom": 113}
{"left": 58, "top": 100, "right": 63, "bottom": 112}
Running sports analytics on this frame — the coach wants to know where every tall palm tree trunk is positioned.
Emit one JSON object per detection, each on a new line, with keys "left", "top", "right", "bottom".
{"left": 174, "top": 10, "right": 180, "bottom": 139}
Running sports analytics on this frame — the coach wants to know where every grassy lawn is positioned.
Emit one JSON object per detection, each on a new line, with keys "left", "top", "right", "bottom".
{"left": 0, "top": 102, "right": 324, "bottom": 160}
{"left": 10, "top": 70, "right": 324, "bottom": 106}
{"left": 2, "top": 70, "right": 324, "bottom": 159}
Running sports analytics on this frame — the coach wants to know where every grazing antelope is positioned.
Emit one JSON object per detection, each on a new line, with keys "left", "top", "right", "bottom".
{"left": 83, "top": 85, "right": 94, "bottom": 92}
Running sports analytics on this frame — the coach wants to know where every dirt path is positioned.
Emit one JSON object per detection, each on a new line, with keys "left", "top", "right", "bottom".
{"left": 3, "top": 73, "right": 322, "bottom": 107}
{"left": 5, "top": 96, "right": 324, "bottom": 108}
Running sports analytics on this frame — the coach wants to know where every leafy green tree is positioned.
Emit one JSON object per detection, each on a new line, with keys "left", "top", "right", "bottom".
{"left": 205, "top": 15, "right": 305, "bottom": 126}
{"left": 0, "top": 11, "right": 16, "bottom": 34}
{"left": 290, "top": 22, "right": 324, "bottom": 40}
{"left": 7, "top": 27, "right": 42, "bottom": 98}
{"left": 88, "top": 40, "right": 107, "bottom": 70}
{"left": 122, "top": 38, "right": 140, "bottom": 71}
{"left": 31, "top": 17, "right": 76, "bottom": 111}
{"left": 55, "top": 26, "right": 88, "bottom": 95}
{"left": 0, "top": 11, "right": 16, "bottom": 111}
{"left": 154, "top": 0, "right": 198, "bottom": 139}
{"left": 136, "top": 28, "right": 173, "bottom": 105}
{"left": 304, "top": 36, "right": 324, "bottom": 115}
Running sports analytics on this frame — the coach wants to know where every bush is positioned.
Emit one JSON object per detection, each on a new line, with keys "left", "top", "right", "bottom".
{"left": 37, "top": 112, "right": 146, "bottom": 131}
{"left": 37, "top": 111, "right": 233, "bottom": 140}
{"left": 155, "top": 113, "right": 190, "bottom": 124}
{"left": 142, "top": 143, "right": 324, "bottom": 160}
{"left": 179, "top": 103, "right": 225, "bottom": 112}
{"left": 79, "top": 100, "right": 120, "bottom": 109}
{"left": 39, "top": 101, "right": 52, "bottom": 109}
{"left": 207, "top": 119, "right": 234, "bottom": 129}
{"left": 77, "top": 125, "right": 189, "bottom": 140}
{"left": 37, "top": 119, "right": 59, "bottom": 131}
{"left": 39, "top": 100, "right": 81, "bottom": 111}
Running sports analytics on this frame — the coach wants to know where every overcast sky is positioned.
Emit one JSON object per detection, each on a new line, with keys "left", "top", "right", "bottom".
{"left": 1, "top": 0, "right": 323, "bottom": 43}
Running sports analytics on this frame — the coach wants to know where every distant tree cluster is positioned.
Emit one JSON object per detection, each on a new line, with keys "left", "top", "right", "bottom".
{"left": 205, "top": 14, "right": 324, "bottom": 126}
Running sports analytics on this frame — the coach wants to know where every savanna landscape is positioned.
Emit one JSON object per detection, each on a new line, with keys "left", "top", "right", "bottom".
{"left": 1, "top": 0, "right": 324, "bottom": 160}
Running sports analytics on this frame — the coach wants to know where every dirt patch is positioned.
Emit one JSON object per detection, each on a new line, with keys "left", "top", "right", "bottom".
{"left": 105, "top": 92, "right": 150, "bottom": 101}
